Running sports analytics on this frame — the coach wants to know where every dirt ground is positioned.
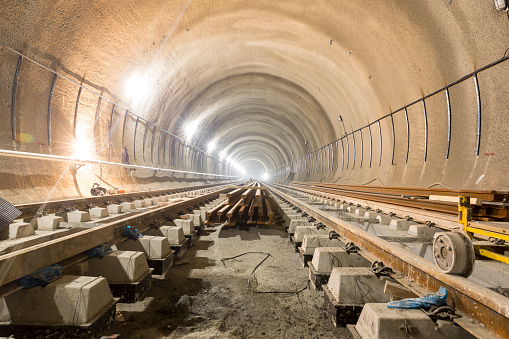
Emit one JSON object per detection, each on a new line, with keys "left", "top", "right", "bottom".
{"left": 108, "top": 222, "right": 353, "bottom": 338}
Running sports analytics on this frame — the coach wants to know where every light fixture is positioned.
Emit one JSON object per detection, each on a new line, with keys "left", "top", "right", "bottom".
{"left": 125, "top": 72, "right": 150, "bottom": 105}
{"left": 207, "top": 140, "right": 216, "bottom": 153}
{"left": 184, "top": 120, "right": 199, "bottom": 140}
{"left": 73, "top": 138, "right": 93, "bottom": 161}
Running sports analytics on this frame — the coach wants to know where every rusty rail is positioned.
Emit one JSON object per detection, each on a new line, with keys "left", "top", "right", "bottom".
{"left": 290, "top": 182, "right": 509, "bottom": 221}
{"left": 268, "top": 184, "right": 509, "bottom": 339}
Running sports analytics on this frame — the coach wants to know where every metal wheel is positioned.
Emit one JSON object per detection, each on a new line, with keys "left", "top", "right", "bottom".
{"left": 433, "top": 230, "right": 475, "bottom": 277}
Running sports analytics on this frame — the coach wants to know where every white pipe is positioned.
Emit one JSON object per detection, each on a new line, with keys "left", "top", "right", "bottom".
{"left": 0, "top": 149, "right": 239, "bottom": 178}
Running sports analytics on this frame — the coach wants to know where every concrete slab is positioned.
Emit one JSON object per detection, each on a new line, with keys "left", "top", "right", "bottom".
{"left": 301, "top": 235, "right": 344, "bottom": 255}
{"left": 2, "top": 275, "right": 113, "bottom": 325}
{"left": 363, "top": 211, "right": 378, "bottom": 222}
{"left": 85, "top": 250, "right": 149, "bottom": 283}
{"left": 115, "top": 236, "right": 171, "bottom": 260}
{"left": 89, "top": 207, "right": 109, "bottom": 219}
{"left": 121, "top": 202, "right": 136, "bottom": 211}
{"left": 8, "top": 222, "right": 35, "bottom": 239}
{"left": 327, "top": 267, "right": 390, "bottom": 304}
{"left": 187, "top": 213, "right": 202, "bottom": 228}
{"left": 175, "top": 219, "right": 195, "bottom": 235}
{"left": 133, "top": 200, "right": 147, "bottom": 208}
{"left": 106, "top": 204, "right": 123, "bottom": 214}
{"left": 294, "top": 226, "right": 327, "bottom": 242}
{"left": 145, "top": 226, "right": 185, "bottom": 245}
{"left": 389, "top": 219, "right": 414, "bottom": 231}
{"left": 355, "top": 303, "right": 474, "bottom": 339}
{"left": 311, "top": 247, "right": 370, "bottom": 274}
{"left": 67, "top": 211, "right": 91, "bottom": 223}
{"left": 288, "top": 218, "right": 310, "bottom": 233}
{"left": 376, "top": 214, "right": 392, "bottom": 225}
{"left": 37, "top": 215, "right": 64, "bottom": 230}
{"left": 408, "top": 224, "right": 436, "bottom": 237}
{"left": 285, "top": 214, "right": 306, "bottom": 227}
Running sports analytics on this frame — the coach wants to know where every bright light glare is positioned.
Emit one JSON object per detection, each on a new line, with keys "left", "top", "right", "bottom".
{"left": 226, "top": 155, "right": 232, "bottom": 164}
{"left": 262, "top": 172, "right": 269, "bottom": 181}
{"left": 73, "top": 138, "right": 93, "bottom": 160}
{"left": 236, "top": 165, "right": 246, "bottom": 175}
{"left": 207, "top": 140, "right": 216, "bottom": 153}
{"left": 185, "top": 120, "right": 199, "bottom": 140}
{"left": 125, "top": 72, "right": 149, "bottom": 104}
{"left": 219, "top": 150, "right": 227, "bottom": 160}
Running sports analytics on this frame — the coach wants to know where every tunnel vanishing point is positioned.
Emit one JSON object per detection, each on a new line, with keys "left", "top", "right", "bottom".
{"left": 0, "top": 1, "right": 508, "bottom": 203}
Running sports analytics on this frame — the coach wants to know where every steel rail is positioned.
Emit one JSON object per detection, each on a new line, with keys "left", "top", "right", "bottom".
{"left": 292, "top": 181, "right": 509, "bottom": 201}
{"left": 283, "top": 182, "right": 509, "bottom": 236}
{"left": 269, "top": 184, "right": 509, "bottom": 339}
{"left": 14, "top": 182, "right": 231, "bottom": 219}
{"left": 291, "top": 183, "right": 461, "bottom": 215}
{"left": 0, "top": 149, "right": 240, "bottom": 178}
{"left": 0, "top": 187, "right": 230, "bottom": 287}
{"left": 289, "top": 182, "right": 509, "bottom": 221}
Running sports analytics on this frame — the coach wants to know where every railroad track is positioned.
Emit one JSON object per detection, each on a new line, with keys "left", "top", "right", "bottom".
{"left": 0, "top": 182, "right": 235, "bottom": 297}
{"left": 291, "top": 181, "right": 509, "bottom": 221}
{"left": 205, "top": 181, "right": 274, "bottom": 226}
{"left": 268, "top": 183, "right": 509, "bottom": 339}
{"left": 14, "top": 182, "right": 231, "bottom": 220}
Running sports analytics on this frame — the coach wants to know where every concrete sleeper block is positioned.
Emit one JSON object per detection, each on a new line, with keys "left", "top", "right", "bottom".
{"left": 302, "top": 235, "right": 344, "bottom": 255}
{"left": 327, "top": 267, "right": 390, "bottom": 304}
{"left": 115, "top": 236, "right": 171, "bottom": 259}
{"left": 389, "top": 219, "right": 413, "bottom": 231}
{"left": 145, "top": 226, "right": 185, "bottom": 245}
{"left": 67, "top": 211, "right": 91, "bottom": 223}
{"left": 294, "top": 226, "right": 327, "bottom": 242}
{"left": 355, "top": 303, "right": 469, "bottom": 339}
{"left": 175, "top": 219, "right": 195, "bottom": 235}
{"left": 9, "top": 222, "right": 35, "bottom": 239}
{"left": 2, "top": 275, "right": 113, "bottom": 325}
{"left": 37, "top": 215, "right": 64, "bottom": 230}
{"left": 134, "top": 200, "right": 147, "bottom": 208}
{"left": 311, "top": 247, "right": 371, "bottom": 274}
{"left": 86, "top": 250, "right": 149, "bottom": 283}
{"left": 89, "top": 207, "right": 109, "bottom": 218}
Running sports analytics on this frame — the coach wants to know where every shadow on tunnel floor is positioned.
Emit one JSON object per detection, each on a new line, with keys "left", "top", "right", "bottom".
{"left": 218, "top": 222, "right": 287, "bottom": 241}
{"left": 108, "top": 231, "right": 216, "bottom": 337}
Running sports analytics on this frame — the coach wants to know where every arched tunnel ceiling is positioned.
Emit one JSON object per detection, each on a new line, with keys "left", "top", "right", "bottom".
{"left": 1, "top": 0, "right": 508, "bottom": 187}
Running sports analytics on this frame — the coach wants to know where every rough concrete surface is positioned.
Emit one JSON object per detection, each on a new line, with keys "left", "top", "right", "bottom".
{"left": 109, "top": 222, "right": 352, "bottom": 338}
{"left": 0, "top": 1, "right": 508, "bottom": 201}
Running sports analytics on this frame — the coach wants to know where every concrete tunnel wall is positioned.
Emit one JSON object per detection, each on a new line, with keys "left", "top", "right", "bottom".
{"left": 0, "top": 0, "right": 508, "bottom": 204}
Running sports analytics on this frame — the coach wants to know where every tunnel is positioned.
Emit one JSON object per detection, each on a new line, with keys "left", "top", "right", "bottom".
{"left": 1, "top": 0, "right": 508, "bottom": 204}
{"left": 1, "top": 1, "right": 509, "bottom": 338}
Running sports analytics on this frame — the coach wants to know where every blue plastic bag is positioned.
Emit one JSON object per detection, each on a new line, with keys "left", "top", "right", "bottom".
{"left": 123, "top": 225, "right": 142, "bottom": 240}
{"left": 19, "top": 264, "right": 62, "bottom": 288}
{"left": 387, "top": 286, "right": 448, "bottom": 309}
{"left": 86, "top": 243, "right": 113, "bottom": 258}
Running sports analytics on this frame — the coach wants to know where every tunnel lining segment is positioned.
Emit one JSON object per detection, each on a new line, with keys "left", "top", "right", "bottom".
{"left": 270, "top": 55, "right": 509, "bottom": 178}
{"left": 0, "top": 41, "right": 230, "bottom": 175}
